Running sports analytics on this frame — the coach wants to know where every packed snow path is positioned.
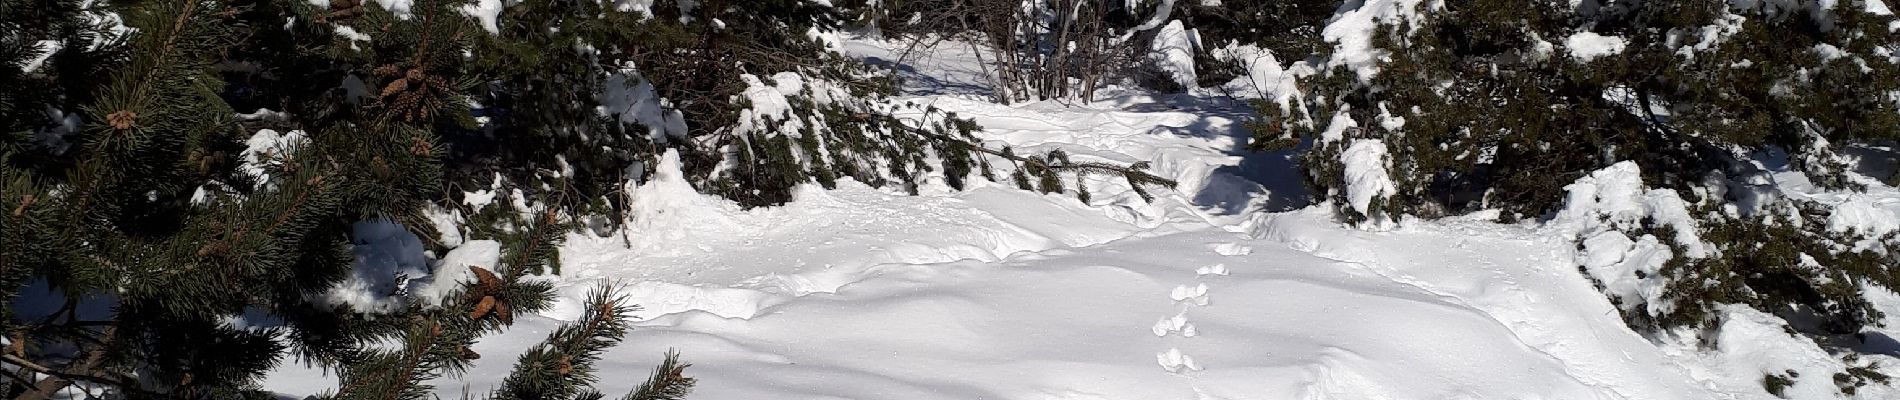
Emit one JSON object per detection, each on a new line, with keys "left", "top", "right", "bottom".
{"left": 260, "top": 38, "right": 1817, "bottom": 399}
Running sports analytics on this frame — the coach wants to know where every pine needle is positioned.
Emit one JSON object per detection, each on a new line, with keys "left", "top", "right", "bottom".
{"left": 623, "top": 350, "right": 695, "bottom": 400}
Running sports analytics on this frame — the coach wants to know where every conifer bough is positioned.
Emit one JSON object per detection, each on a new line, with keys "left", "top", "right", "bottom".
{"left": 890, "top": 120, "right": 1178, "bottom": 203}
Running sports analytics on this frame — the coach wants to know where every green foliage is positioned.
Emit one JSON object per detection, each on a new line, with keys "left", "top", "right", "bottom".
{"left": 0, "top": 0, "right": 302, "bottom": 396}
{"left": 0, "top": 0, "right": 692, "bottom": 397}
{"left": 489, "top": 284, "right": 692, "bottom": 400}
{"left": 1577, "top": 203, "right": 1898, "bottom": 340}
{"left": 1765, "top": 370, "right": 1798, "bottom": 398}
{"left": 1273, "top": 0, "right": 1900, "bottom": 219}
{"left": 622, "top": 350, "right": 695, "bottom": 400}
{"left": 1240, "top": 0, "right": 1900, "bottom": 385}
{"left": 428, "top": 0, "right": 1161, "bottom": 215}
{"left": 1179, "top": 0, "right": 1336, "bottom": 87}
{"left": 1836, "top": 356, "right": 1890, "bottom": 396}
{"left": 449, "top": 0, "right": 654, "bottom": 226}
{"left": 1, "top": 0, "right": 1170, "bottom": 396}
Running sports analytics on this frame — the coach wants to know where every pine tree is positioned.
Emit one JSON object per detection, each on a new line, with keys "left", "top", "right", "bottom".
{"left": 0, "top": 0, "right": 695, "bottom": 397}
{"left": 1247, "top": 1, "right": 1900, "bottom": 389}
{"left": 2, "top": 0, "right": 1178, "bottom": 396}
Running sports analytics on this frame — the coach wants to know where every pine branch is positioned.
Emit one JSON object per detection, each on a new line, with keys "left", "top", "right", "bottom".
{"left": 492, "top": 283, "right": 636, "bottom": 399}
{"left": 622, "top": 350, "right": 694, "bottom": 400}
{"left": 13, "top": 326, "right": 133, "bottom": 400}
{"left": 888, "top": 119, "right": 1176, "bottom": 199}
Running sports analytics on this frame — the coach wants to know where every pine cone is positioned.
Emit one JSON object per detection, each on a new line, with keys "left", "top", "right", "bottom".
{"left": 556, "top": 355, "right": 573, "bottom": 375}
{"left": 195, "top": 242, "right": 221, "bottom": 257}
{"left": 410, "top": 138, "right": 432, "bottom": 156}
{"left": 324, "top": 0, "right": 363, "bottom": 22}
{"left": 469, "top": 266, "right": 501, "bottom": 295}
{"left": 379, "top": 79, "right": 410, "bottom": 99}
{"left": 372, "top": 155, "right": 390, "bottom": 177}
{"left": 470, "top": 295, "right": 496, "bottom": 320}
{"left": 107, "top": 110, "right": 137, "bottom": 130}
{"left": 11, "top": 195, "right": 33, "bottom": 217}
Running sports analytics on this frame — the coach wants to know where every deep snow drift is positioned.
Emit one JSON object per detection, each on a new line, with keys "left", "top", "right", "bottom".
{"left": 264, "top": 35, "right": 1900, "bottom": 400}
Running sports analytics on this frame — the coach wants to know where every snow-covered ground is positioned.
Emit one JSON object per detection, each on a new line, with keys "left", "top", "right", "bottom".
{"left": 265, "top": 36, "right": 1900, "bottom": 400}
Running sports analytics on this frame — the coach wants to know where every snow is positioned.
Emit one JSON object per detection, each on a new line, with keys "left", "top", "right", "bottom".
{"left": 609, "top": 0, "right": 655, "bottom": 14}
{"left": 1565, "top": 31, "right": 1628, "bottom": 61}
{"left": 598, "top": 62, "right": 688, "bottom": 141}
{"left": 1148, "top": 20, "right": 1198, "bottom": 90}
{"left": 1577, "top": 229, "right": 1676, "bottom": 317}
{"left": 1545, "top": 162, "right": 1717, "bottom": 318}
{"left": 240, "top": 128, "right": 307, "bottom": 184}
{"left": 1552, "top": 161, "right": 1708, "bottom": 258}
{"left": 1318, "top": 110, "right": 1357, "bottom": 143}
{"left": 1704, "top": 306, "right": 1858, "bottom": 399}
{"left": 322, "top": 220, "right": 434, "bottom": 313}
{"left": 421, "top": 239, "right": 501, "bottom": 305}
{"left": 735, "top": 74, "right": 795, "bottom": 128}
{"left": 462, "top": 0, "right": 506, "bottom": 33}
{"left": 1871, "top": 0, "right": 1895, "bottom": 15}
{"left": 333, "top": 26, "right": 371, "bottom": 46}
{"left": 21, "top": 40, "right": 61, "bottom": 72}
{"left": 35, "top": 107, "right": 82, "bottom": 155}
{"left": 1322, "top": 0, "right": 1432, "bottom": 81}
{"left": 1340, "top": 139, "right": 1396, "bottom": 227}
{"left": 1827, "top": 193, "right": 1899, "bottom": 238}
{"left": 264, "top": 34, "right": 1900, "bottom": 400}
{"left": 1214, "top": 43, "right": 1307, "bottom": 108}
{"left": 1118, "top": 0, "right": 1178, "bottom": 42}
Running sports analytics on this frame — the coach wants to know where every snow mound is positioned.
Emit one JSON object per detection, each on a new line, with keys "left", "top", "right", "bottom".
{"left": 1148, "top": 20, "right": 1198, "bottom": 90}
{"left": 1566, "top": 31, "right": 1628, "bottom": 61}
{"left": 1703, "top": 306, "right": 1858, "bottom": 399}
{"left": 1553, "top": 161, "right": 1707, "bottom": 257}
{"left": 1548, "top": 162, "right": 1710, "bottom": 318}
{"left": 1322, "top": 0, "right": 1434, "bottom": 81}
{"left": 1340, "top": 139, "right": 1396, "bottom": 228}
{"left": 599, "top": 62, "right": 687, "bottom": 141}
{"left": 1828, "top": 193, "right": 1899, "bottom": 238}
{"left": 418, "top": 239, "right": 501, "bottom": 306}
{"left": 324, "top": 220, "right": 432, "bottom": 313}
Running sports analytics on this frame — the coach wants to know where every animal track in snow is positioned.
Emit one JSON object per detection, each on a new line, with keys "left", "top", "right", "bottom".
{"left": 1195, "top": 263, "right": 1229, "bottom": 276}
{"left": 1170, "top": 283, "right": 1209, "bottom": 306}
{"left": 1156, "top": 347, "right": 1203, "bottom": 373}
{"left": 1151, "top": 312, "right": 1198, "bottom": 337}
{"left": 1211, "top": 243, "right": 1252, "bottom": 256}
{"left": 1154, "top": 259, "right": 1219, "bottom": 374}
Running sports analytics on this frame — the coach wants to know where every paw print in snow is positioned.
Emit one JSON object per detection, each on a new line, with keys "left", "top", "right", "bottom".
{"left": 1195, "top": 263, "right": 1228, "bottom": 276}
{"left": 1151, "top": 312, "right": 1197, "bottom": 337}
{"left": 1170, "top": 283, "right": 1209, "bottom": 306}
{"left": 1157, "top": 347, "right": 1203, "bottom": 373}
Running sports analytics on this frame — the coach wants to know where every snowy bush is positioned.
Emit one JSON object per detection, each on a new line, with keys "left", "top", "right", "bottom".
{"left": 1208, "top": 0, "right": 1900, "bottom": 395}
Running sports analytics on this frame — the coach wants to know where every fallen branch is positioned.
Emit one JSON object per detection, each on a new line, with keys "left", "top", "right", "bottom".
{"left": 890, "top": 119, "right": 1178, "bottom": 201}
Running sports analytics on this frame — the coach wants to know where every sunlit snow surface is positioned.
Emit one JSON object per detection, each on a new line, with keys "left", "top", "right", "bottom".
{"left": 265, "top": 34, "right": 1900, "bottom": 400}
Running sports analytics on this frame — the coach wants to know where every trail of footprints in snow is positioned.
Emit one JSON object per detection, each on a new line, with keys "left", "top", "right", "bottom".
{"left": 1155, "top": 243, "right": 1241, "bottom": 374}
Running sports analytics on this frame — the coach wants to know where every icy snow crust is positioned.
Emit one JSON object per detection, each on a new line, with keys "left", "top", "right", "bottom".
{"left": 266, "top": 33, "right": 1900, "bottom": 400}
